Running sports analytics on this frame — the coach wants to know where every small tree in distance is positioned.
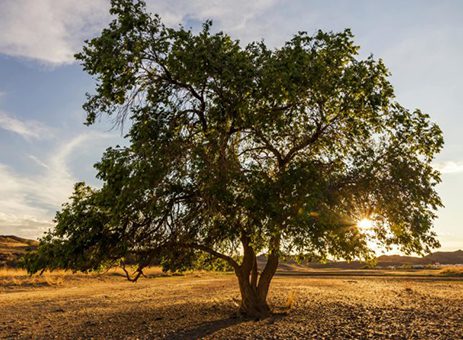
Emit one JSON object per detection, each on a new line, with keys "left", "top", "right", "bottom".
{"left": 25, "top": 0, "right": 443, "bottom": 318}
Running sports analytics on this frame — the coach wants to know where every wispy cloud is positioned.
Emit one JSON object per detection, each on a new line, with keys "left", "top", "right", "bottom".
{"left": 433, "top": 161, "right": 463, "bottom": 174}
{"left": 148, "top": 0, "right": 279, "bottom": 30}
{"left": 0, "top": 111, "right": 53, "bottom": 140}
{"left": 0, "top": 0, "right": 279, "bottom": 65}
{"left": 0, "top": 132, "right": 112, "bottom": 239}
{"left": 0, "top": 0, "right": 110, "bottom": 65}
{"left": 27, "top": 155, "right": 49, "bottom": 169}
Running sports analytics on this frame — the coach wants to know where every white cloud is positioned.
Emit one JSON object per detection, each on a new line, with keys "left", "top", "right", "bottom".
{"left": 0, "top": 0, "right": 279, "bottom": 65}
{"left": 0, "top": 213, "right": 52, "bottom": 240}
{"left": 148, "top": 0, "right": 278, "bottom": 31}
{"left": 0, "top": 132, "right": 112, "bottom": 239}
{"left": 148, "top": 0, "right": 284, "bottom": 50}
{"left": 28, "top": 155, "right": 49, "bottom": 169}
{"left": 0, "top": 0, "right": 110, "bottom": 65}
{"left": 0, "top": 110, "right": 53, "bottom": 140}
{"left": 0, "top": 164, "right": 53, "bottom": 239}
{"left": 433, "top": 161, "right": 463, "bottom": 174}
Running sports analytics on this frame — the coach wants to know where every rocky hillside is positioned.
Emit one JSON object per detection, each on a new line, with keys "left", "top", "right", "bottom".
{"left": 0, "top": 235, "right": 38, "bottom": 268}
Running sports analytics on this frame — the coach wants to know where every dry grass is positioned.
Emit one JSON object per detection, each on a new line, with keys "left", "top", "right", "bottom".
{"left": 0, "top": 266, "right": 213, "bottom": 288}
{"left": 0, "top": 268, "right": 67, "bottom": 287}
{"left": 285, "top": 290, "right": 297, "bottom": 310}
{"left": 438, "top": 265, "right": 463, "bottom": 276}
{"left": 0, "top": 270, "right": 462, "bottom": 339}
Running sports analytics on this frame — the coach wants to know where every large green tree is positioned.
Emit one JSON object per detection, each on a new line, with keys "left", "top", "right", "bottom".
{"left": 26, "top": 0, "right": 443, "bottom": 318}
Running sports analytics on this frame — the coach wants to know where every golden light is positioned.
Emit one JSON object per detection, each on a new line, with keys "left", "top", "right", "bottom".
{"left": 357, "top": 218, "right": 374, "bottom": 230}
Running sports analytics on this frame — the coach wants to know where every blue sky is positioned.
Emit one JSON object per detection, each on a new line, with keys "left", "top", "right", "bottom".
{"left": 0, "top": 0, "right": 462, "bottom": 252}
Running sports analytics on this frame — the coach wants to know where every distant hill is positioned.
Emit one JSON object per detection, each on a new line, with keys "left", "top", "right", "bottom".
{"left": 424, "top": 250, "right": 463, "bottom": 264}
{"left": 258, "top": 250, "right": 463, "bottom": 271}
{"left": 376, "top": 250, "right": 463, "bottom": 267}
{"left": 0, "top": 235, "right": 38, "bottom": 268}
{"left": 375, "top": 254, "right": 427, "bottom": 267}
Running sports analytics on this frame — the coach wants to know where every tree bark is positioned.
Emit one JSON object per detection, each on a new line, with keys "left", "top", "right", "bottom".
{"left": 257, "top": 252, "right": 278, "bottom": 302}
{"left": 236, "top": 268, "right": 271, "bottom": 319}
{"left": 232, "top": 235, "right": 279, "bottom": 319}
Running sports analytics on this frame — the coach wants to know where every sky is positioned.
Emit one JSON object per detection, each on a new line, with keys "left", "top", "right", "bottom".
{"left": 0, "top": 0, "right": 462, "bottom": 252}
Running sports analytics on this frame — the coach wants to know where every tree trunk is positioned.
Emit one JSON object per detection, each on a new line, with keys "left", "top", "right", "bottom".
{"left": 185, "top": 239, "right": 279, "bottom": 318}
{"left": 257, "top": 252, "right": 278, "bottom": 302}
{"left": 236, "top": 269, "right": 271, "bottom": 319}
{"left": 234, "top": 239, "right": 279, "bottom": 319}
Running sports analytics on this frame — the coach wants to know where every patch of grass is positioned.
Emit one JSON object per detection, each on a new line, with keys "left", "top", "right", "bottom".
{"left": 0, "top": 268, "right": 67, "bottom": 287}
{"left": 285, "top": 290, "right": 297, "bottom": 309}
{"left": 438, "top": 266, "right": 463, "bottom": 277}
{"left": 0, "top": 266, "right": 199, "bottom": 288}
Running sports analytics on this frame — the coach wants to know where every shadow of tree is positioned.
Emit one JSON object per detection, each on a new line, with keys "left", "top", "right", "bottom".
{"left": 169, "top": 316, "right": 245, "bottom": 339}
{"left": 63, "top": 300, "right": 246, "bottom": 339}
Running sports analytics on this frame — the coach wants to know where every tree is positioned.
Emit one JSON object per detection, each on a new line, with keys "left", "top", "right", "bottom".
{"left": 25, "top": 0, "right": 443, "bottom": 318}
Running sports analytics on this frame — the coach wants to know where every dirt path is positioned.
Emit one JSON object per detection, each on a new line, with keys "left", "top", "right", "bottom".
{"left": 1, "top": 274, "right": 462, "bottom": 339}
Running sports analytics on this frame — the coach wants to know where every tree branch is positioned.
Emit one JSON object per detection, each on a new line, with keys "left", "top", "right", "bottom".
{"left": 253, "top": 129, "right": 284, "bottom": 167}
{"left": 182, "top": 243, "right": 240, "bottom": 270}
{"left": 121, "top": 262, "right": 146, "bottom": 282}
{"left": 282, "top": 123, "right": 326, "bottom": 164}
{"left": 240, "top": 235, "right": 255, "bottom": 277}
{"left": 159, "top": 65, "right": 208, "bottom": 132}
{"left": 257, "top": 234, "right": 280, "bottom": 300}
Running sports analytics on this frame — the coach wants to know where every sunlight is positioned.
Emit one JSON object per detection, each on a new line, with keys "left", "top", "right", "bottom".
{"left": 357, "top": 218, "right": 374, "bottom": 230}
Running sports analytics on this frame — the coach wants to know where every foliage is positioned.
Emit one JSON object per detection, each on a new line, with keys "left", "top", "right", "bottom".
{"left": 159, "top": 248, "right": 234, "bottom": 272}
{"left": 24, "top": 0, "right": 443, "bottom": 316}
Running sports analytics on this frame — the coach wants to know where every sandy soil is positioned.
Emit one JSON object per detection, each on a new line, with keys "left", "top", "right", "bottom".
{"left": 0, "top": 271, "right": 462, "bottom": 339}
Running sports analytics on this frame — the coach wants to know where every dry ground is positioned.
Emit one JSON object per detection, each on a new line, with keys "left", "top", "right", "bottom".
{"left": 0, "top": 269, "right": 462, "bottom": 339}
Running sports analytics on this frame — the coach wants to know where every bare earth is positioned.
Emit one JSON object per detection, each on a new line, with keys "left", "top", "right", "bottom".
{"left": 1, "top": 270, "right": 462, "bottom": 339}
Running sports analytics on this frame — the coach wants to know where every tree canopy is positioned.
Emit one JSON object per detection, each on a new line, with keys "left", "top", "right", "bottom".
{"left": 25, "top": 0, "right": 443, "bottom": 318}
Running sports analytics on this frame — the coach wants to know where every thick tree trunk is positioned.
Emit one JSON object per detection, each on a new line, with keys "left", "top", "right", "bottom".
{"left": 236, "top": 270, "right": 271, "bottom": 318}
{"left": 188, "top": 235, "right": 279, "bottom": 319}
{"left": 234, "top": 236, "right": 279, "bottom": 319}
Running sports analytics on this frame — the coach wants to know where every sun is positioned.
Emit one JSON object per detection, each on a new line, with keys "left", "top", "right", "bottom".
{"left": 357, "top": 218, "right": 374, "bottom": 230}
